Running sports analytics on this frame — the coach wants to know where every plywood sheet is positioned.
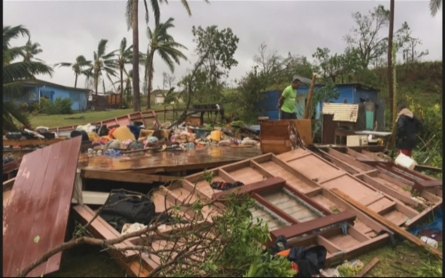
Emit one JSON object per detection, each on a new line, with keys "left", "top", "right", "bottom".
{"left": 279, "top": 150, "right": 343, "bottom": 183}
{"left": 259, "top": 161, "right": 316, "bottom": 193}
{"left": 322, "top": 103, "right": 359, "bottom": 122}
{"left": 3, "top": 137, "right": 82, "bottom": 277}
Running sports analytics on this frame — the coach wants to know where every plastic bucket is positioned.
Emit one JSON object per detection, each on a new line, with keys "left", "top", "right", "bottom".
{"left": 395, "top": 153, "right": 417, "bottom": 170}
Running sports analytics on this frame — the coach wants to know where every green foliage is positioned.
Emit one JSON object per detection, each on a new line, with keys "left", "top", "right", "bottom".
{"left": 163, "top": 190, "right": 293, "bottom": 277}
{"left": 3, "top": 25, "right": 53, "bottom": 130}
{"left": 244, "top": 251, "right": 296, "bottom": 277}
{"left": 227, "top": 70, "right": 269, "bottom": 124}
{"left": 42, "top": 97, "right": 73, "bottom": 115}
{"left": 179, "top": 25, "right": 239, "bottom": 111}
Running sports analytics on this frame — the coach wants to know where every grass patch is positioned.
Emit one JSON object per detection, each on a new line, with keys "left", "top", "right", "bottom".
{"left": 357, "top": 240, "right": 442, "bottom": 277}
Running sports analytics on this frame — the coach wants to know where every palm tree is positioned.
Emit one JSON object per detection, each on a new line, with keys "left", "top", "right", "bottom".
{"left": 125, "top": 0, "right": 194, "bottom": 112}
{"left": 56, "top": 55, "right": 91, "bottom": 88}
{"left": 145, "top": 17, "right": 187, "bottom": 109}
{"left": 430, "top": 0, "right": 442, "bottom": 16}
{"left": 21, "top": 40, "right": 43, "bottom": 62}
{"left": 387, "top": 0, "right": 395, "bottom": 124}
{"left": 86, "top": 39, "right": 117, "bottom": 95}
{"left": 115, "top": 37, "right": 133, "bottom": 107}
{"left": 3, "top": 25, "right": 53, "bottom": 131}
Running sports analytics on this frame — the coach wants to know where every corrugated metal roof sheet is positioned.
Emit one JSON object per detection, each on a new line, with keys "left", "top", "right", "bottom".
{"left": 322, "top": 102, "right": 359, "bottom": 122}
{"left": 3, "top": 137, "right": 82, "bottom": 277}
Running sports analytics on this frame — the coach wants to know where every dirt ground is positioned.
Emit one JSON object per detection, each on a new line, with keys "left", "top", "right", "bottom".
{"left": 46, "top": 245, "right": 126, "bottom": 277}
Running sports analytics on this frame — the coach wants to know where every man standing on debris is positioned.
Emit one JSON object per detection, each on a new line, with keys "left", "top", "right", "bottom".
{"left": 277, "top": 77, "right": 301, "bottom": 119}
{"left": 395, "top": 102, "right": 423, "bottom": 157}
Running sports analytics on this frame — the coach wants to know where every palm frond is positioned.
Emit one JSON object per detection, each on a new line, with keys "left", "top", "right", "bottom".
{"left": 76, "top": 55, "right": 90, "bottom": 65}
{"left": 158, "top": 49, "right": 175, "bottom": 72}
{"left": 430, "top": 0, "right": 442, "bottom": 16}
{"left": 120, "top": 37, "right": 127, "bottom": 53}
{"left": 2, "top": 81, "right": 25, "bottom": 98}
{"left": 125, "top": 0, "right": 133, "bottom": 30}
{"left": 97, "top": 39, "right": 108, "bottom": 57}
{"left": 150, "top": 0, "right": 160, "bottom": 24}
{"left": 3, "top": 101, "right": 31, "bottom": 131}
{"left": 3, "top": 61, "right": 53, "bottom": 83}
{"left": 180, "top": 0, "right": 192, "bottom": 16}
{"left": 3, "top": 25, "right": 30, "bottom": 50}
{"left": 55, "top": 62, "right": 73, "bottom": 67}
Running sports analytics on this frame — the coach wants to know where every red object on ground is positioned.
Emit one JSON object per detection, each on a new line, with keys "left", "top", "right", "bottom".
{"left": 398, "top": 149, "right": 412, "bottom": 157}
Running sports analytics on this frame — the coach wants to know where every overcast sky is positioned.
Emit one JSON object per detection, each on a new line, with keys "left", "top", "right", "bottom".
{"left": 4, "top": 0, "right": 443, "bottom": 92}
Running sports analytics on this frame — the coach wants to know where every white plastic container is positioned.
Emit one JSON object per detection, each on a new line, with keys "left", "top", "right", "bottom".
{"left": 420, "top": 236, "right": 438, "bottom": 249}
{"left": 394, "top": 153, "right": 417, "bottom": 170}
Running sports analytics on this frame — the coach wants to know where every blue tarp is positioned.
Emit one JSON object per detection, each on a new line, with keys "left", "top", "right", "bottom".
{"left": 409, "top": 206, "right": 443, "bottom": 236}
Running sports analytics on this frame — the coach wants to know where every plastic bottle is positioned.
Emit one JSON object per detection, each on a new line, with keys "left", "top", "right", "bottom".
{"left": 420, "top": 236, "right": 438, "bottom": 249}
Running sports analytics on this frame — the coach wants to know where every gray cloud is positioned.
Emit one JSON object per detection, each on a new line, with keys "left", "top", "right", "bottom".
{"left": 4, "top": 0, "right": 442, "bottom": 91}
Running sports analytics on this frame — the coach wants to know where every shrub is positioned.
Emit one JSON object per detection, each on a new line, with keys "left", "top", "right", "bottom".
{"left": 42, "top": 97, "right": 73, "bottom": 115}
{"left": 20, "top": 102, "right": 28, "bottom": 112}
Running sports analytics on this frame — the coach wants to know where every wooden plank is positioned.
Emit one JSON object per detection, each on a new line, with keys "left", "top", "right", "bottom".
{"left": 330, "top": 188, "right": 442, "bottom": 259}
{"left": 318, "top": 150, "right": 361, "bottom": 174}
{"left": 71, "top": 191, "right": 110, "bottom": 205}
{"left": 3, "top": 137, "right": 82, "bottom": 277}
{"left": 253, "top": 193, "right": 299, "bottom": 224}
{"left": 361, "top": 175, "right": 421, "bottom": 207}
{"left": 269, "top": 210, "right": 356, "bottom": 243}
{"left": 73, "top": 205, "right": 137, "bottom": 259}
{"left": 212, "top": 177, "right": 286, "bottom": 200}
{"left": 3, "top": 138, "right": 65, "bottom": 147}
{"left": 3, "top": 178, "right": 15, "bottom": 192}
{"left": 81, "top": 169, "right": 180, "bottom": 184}
{"left": 328, "top": 148, "right": 375, "bottom": 171}
{"left": 354, "top": 257, "right": 379, "bottom": 277}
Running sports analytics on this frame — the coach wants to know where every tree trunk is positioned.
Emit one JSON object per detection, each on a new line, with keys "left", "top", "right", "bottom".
{"left": 146, "top": 50, "right": 155, "bottom": 110}
{"left": 74, "top": 73, "right": 78, "bottom": 88}
{"left": 132, "top": 0, "right": 141, "bottom": 112}
{"left": 94, "top": 73, "right": 99, "bottom": 96}
{"left": 120, "top": 67, "right": 124, "bottom": 108}
{"left": 388, "top": 0, "right": 395, "bottom": 124}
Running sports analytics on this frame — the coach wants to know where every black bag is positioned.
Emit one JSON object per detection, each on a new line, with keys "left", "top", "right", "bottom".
{"left": 289, "top": 245, "right": 327, "bottom": 277}
{"left": 266, "top": 236, "right": 327, "bottom": 277}
{"left": 99, "top": 191, "right": 156, "bottom": 232}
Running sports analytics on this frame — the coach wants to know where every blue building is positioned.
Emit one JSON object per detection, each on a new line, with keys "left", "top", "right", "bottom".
{"left": 3, "top": 79, "right": 90, "bottom": 111}
{"left": 258, "top": 79, "right": 380, "bottom": 120}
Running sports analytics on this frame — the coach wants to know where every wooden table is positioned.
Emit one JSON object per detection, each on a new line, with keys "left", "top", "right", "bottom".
{"left": 78, "top": 146, "right": 262, "bottom": 175}
{"left": 334, "top": 128, "right": 356, "bottom": 144}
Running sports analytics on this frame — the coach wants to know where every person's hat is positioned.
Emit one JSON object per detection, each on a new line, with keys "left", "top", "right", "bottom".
{"left": 292, "top": 76, "right": 301, "bottom": 83}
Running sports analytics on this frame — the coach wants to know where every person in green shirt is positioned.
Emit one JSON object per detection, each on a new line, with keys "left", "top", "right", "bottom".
{"left": 276, "top": 77, "right": 301, "bottom": 119}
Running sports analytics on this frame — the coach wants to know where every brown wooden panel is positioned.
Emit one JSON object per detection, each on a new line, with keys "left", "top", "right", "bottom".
{"left": 269, "top": 210, "right": 356, "bottom": 243}
{"left": 260, "top": 119, "right": 313, "bottom": 154}
{"left": 322, "top": 114, "right": 336, "bottom": 144}
{"left": 212, "top": 177, "right": 285, "bottom": 200}
{"left": 3, "top": 137, "right": 82, "bottom": 277}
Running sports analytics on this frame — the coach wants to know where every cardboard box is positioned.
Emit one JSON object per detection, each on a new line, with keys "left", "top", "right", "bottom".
{"left": 346, "top": 135, "right": 362, "bottom": 147}
{"left": 360, "top": 135, "right": 368, "bottom": 145}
